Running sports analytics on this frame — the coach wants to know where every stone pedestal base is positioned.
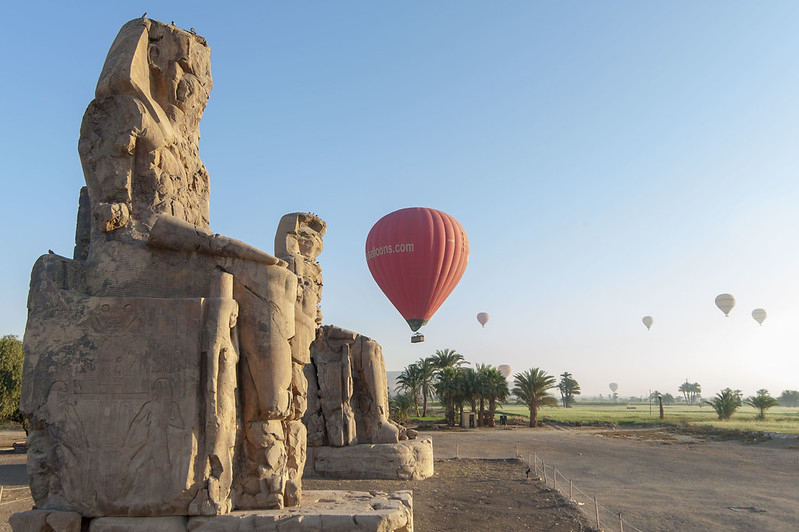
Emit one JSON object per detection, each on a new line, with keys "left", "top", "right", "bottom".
{"left": 10, "top": 491, "right": 413, "bottom": 532}
{"left": 306, "top": 438, "right": 434, "bottom": 480}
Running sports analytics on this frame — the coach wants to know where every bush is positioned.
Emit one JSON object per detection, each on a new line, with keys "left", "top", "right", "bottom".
{"left": 0, "top": 335, "right": 24, "bottom": 425}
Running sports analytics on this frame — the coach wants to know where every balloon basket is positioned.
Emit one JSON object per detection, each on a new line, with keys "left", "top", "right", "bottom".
{"left": 411, "top": 333, "right": 425, "bottom": 343}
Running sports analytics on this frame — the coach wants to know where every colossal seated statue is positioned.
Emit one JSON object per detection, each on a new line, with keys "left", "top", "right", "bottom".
{"left": 21, "top": 17, "right": 320, "bottom": 517}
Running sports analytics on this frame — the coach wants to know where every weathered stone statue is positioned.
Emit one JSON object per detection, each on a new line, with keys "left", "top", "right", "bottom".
{"left": 305, "top": 326, "right": 403, "bottom": 447}
{"left": 14, "top": 17, "right": 414, "bottom": 532}
{"left": 303, "top": 326, "right": 434, "bottom": 481}
{"left": 21, "top": 17, "right": 304, "bottom": 518}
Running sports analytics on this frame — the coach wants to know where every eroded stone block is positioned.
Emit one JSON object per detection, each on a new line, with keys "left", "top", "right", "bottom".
{"left": 304, "top": 326, "right": 405, "bottom": 448}
{"left": 307, "top": 439, "right": 433, "bottom": 481}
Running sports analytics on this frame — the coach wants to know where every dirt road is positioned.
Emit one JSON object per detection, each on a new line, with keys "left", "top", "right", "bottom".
{"left": 428, "top": 426, "right": 799, "bottom": 531}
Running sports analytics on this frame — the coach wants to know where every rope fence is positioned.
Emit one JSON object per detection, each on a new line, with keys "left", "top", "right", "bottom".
{"left": 518, "top": 449, "right": 644, "bottom": 532}
{"left": 0, "top": 484, "right": 32, "bottom": 506}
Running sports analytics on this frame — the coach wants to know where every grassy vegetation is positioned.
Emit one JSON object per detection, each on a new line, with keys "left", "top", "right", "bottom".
{"left": 493, "top": 401, "right": 799, "bottom": 434}
{"left": 402, "top": 399, "right": 799, "bottom": 434}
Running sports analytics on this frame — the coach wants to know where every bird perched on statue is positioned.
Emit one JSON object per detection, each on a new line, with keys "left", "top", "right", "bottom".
{"left": 142, "top": 12, "right": 147, "bottom": 18}
{"left": 190, "top": 28, "right": 196, "bottom": 34}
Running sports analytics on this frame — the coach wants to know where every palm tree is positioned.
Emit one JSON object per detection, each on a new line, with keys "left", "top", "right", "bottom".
{"left": 429, "top": 349, "right": 466, "bottom": 370}
{"left": 389, "top": 392, "right": 415, "bottom": 424}
{"left": 679, "top": 380, "right": 702, "bottom": 404}
{"left": 745, "top": 389, "right": 779, "bottom": 420}
{"left": 396, "top": 363, "right": 422, "bottom": 416}
{"left": 474, "top": 364, "right": 491, "bottom": 426}
{"left": 558, "top": 372, "right": 581, "bottom": 408}
{"left": 705, "top": 388, "right": 742, "bottom": 420}
{"left": 416, "top": 357, "right": 436, "bottom": 417}
{"left": 434, "top": 366, "right": 462, "bottom": 426}
{"left": 459, "top": 368, "right": 480, "bottom": 422}
{"left": 481, "top": 366, "right": 509, "bottom": 427}
{"left": 513, "top": 368, "right": 557, "bottom": 428}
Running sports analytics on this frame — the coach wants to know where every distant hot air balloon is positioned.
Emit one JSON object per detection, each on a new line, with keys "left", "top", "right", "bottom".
{"left": 715, "top": 294, "right": 736, "bottom": 317}
{"left": 752, "top": 308, "right": 767, "bottom": 325}
{"left": 498, "top": 365, "right": 511, "bottom": 379}
{"left": 609, "top": 382, "right": 618, "bottom": 393}
{"left": 365, "top": 207, "right": 469, "bottom": 342}
{"left": 642, "top": 316, "right": 654, "bottom": 330}
{"left": 477, "top": 312, "right": 489, "bottom": 328}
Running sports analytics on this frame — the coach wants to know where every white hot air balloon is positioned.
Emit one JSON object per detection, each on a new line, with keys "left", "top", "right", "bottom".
{"left": 752, "top": 308, "right": 767, "bottom": 325}
{"left": 609, "top": 382, "right": 618, "bottom": 393}
{"left": 715, "top": 293, "right": 736, "bottom": 317}
{"left": 497, "top": 364, "right": 511, "bottom": 378}
{"left": 642, "top": 316, "right": 654, "bottom": 330}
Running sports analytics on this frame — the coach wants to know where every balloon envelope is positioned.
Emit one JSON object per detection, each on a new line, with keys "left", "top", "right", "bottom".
{"left": 642, "top": 316, "right": 653, "bottom": 330}
{"left": 498, "top": 364, "right": 511, "bottom": 378}
{"left": 365, "top": 207, "right": 469, "bottom": 332}
{"left": 715, "top": 293, "right": 736, "bottom": 317}
{"left": 477, "top": 312, "right": 489, "bottom": 327}
{"left": 609, "top": 382, "right": 618, "bottom": 392}
{"left": 752, "top": 308, "right": 767, "bottom": 325}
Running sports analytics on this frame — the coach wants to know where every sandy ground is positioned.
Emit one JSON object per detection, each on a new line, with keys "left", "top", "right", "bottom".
{"left": 305, "top": 458, "right": 590, "bottom": 531}
{"left": 0, "top": 430, "right": 30, "bottom": 532}
{"left": 2, "top": 426, "right": 798, "bottom": 531}
{"left": 426, "top": 425, "right": 799, "bottom": 532}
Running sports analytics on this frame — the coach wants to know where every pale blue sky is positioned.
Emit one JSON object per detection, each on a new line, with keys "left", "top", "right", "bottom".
{"left": 2, "top": 2, "right": 798, "bottom": 398}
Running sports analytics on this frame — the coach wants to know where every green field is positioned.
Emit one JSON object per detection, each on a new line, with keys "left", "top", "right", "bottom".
{"left": 492, "top": 402, "right": 799, "bottom": 434}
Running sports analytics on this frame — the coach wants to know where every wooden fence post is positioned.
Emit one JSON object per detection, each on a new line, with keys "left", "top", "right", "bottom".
{"left": 553, "top": 468, "right": 558, "bottom": 491}
{"left": 619, "top": 512, "right": 624, "bottom": 532}
{"left": 594, "top": 496, "right": 600, "bottom": 529}
{"left": 542, "top": 461, "right": 547, "bottom": 484}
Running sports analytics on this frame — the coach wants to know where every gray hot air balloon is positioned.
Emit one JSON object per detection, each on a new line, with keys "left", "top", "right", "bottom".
{"left": 715, "top": 293, "right": 736, "bottom": 317}
{"left": 752, "top": 308, "right": 767, "bottom": 325}
{"left": 642, "top": 316, "right": 654, "bottom": 330}
{"left": 497, "top": 364, "right": 512, "bottom": 378}
{"left": 609, "top": 382, "right": 618, "bottom": 392}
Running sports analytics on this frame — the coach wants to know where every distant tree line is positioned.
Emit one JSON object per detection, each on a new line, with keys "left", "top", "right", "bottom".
{"left": 392, "top": 349, "right": 579, "bottom": 428}
{"left": 778, "top": 390, "right": 799, "bottom": 407}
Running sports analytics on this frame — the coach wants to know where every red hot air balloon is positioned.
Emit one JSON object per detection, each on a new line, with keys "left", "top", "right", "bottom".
{"left": 477, "top": 312, "right": 489, "bottom": 327}
{"left": 365, "top": 207, "right": 469, "bottom": 341}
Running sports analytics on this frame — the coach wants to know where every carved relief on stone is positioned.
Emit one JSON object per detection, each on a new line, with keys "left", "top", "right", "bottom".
{"left": 22, "top": 268, "right": 206, "bottom": 516}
